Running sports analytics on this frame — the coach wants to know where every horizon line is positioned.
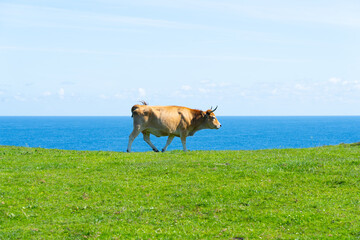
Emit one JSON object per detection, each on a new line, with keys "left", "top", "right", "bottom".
{"left": 1, "top": 115, "right": 360, "bottom": 117}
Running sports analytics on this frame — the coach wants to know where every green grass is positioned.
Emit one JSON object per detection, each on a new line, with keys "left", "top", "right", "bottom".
{"left": 1, "top": 144, "right": 360, "bottom": 239}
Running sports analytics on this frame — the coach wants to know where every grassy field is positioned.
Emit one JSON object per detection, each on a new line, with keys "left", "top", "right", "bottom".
{"left": 1, "top": 144, "right": 360, "bottom": 239}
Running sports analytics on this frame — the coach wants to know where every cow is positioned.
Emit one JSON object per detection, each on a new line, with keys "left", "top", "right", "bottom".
{"left": 127, "top": 102, "right": 221, "bottom": 152}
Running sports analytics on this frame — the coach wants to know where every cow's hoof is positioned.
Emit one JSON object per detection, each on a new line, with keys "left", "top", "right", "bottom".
{"left": 161, "top": 149, "right": 166, "bottom": 152}
{"left": 153, "top": 149, "right": 159, "bottom": 152}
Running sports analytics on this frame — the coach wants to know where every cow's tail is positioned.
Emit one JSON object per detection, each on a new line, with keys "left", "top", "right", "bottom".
{"left": 131, "top": 101, "right": 148, "bottom": 117}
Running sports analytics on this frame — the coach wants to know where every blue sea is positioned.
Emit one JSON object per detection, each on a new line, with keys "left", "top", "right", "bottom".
{"left": 1, "top": 116, "right": 360, "bottom": 152}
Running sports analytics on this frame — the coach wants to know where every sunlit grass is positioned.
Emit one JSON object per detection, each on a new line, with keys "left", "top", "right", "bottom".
{"left": 1, "top": 144, "right": 360, "bottom": 239}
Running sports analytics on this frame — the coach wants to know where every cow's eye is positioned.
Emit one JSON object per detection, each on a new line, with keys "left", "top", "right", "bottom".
{"left": 210, "top": 116, "right": 215, "bottom": 120}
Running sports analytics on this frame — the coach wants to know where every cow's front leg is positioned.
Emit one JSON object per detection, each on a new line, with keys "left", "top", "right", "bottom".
{"left": 162, "top": 135, "right": 175, "bottom": 152}
{"left": 142, "top": 132, "right": 159, "bottom": 152}
{"left": 127, "top": 125, "right": 141, "bottom": 152}
{"left": 180, "top": 133, "right": 187, "bottom": 152}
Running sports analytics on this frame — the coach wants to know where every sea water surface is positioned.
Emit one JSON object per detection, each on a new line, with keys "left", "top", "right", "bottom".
{"left": 1, "top": 116, "right": 360, "bottom": 152}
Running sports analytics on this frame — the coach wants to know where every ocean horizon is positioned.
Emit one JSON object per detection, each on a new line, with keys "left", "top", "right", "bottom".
{"left": 1, "top": 116, "right": 360, "bottom": 152}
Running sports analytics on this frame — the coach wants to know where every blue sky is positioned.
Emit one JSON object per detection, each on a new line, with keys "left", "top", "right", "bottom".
{"left": 1, "top": 0, "right": 359, "bottom": 116}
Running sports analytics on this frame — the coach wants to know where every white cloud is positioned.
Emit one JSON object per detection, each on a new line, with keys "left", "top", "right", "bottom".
{"left": 138, "top": 88, "right": 146, "bottom": 98}
{"left": 271, "top": 88, "right": 279, "bottom": 95}
{"left": 114, "top": 93, "right": 126, "bottom": 99}
{"left": 172, "top": 80, "right": 236, "bottom": 100}
{"left": 200, "top": 80, "right": 210, "bottom": 84}
{"left": 198, "top": 88, "right": 210, "bottom": 93}
{"left": 247, "top": 77, "right": 360, "bottom": 104}
{"left": 199, "top": 80, "right": 218, "bottom": 88}
{"left": 181, "top": 85, "right": 192, "bottom": 91}
{"left": 99, "top": 94, "right": 110, "bottom": 100}
{"left": 294, "top": 84, "right": 309, "bottom": 91}
{"left": 58, "top": 88, "right": 65, "bottom": 99}
{"left": 328, "top": 77, "right": 342, "bottom": 84}
{"left": 43, "top": 91, "right": 52, "bottom": 96}
{"left": 218, "top": 82, "right": 231, "bottom": 87}
{"left": 14, "top": 94, "right": 26, "bottom": 101}
{"left": 206, "top": 83, "right": 217, "bottom": 88}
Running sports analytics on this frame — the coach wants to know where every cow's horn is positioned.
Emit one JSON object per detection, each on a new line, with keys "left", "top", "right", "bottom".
{"left": 210, "top": 106, "right": 218, "bottom": 113}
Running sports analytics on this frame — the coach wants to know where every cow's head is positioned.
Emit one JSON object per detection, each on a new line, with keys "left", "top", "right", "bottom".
{"left": 204, "top": 106, "right": 222, "bottom": 129}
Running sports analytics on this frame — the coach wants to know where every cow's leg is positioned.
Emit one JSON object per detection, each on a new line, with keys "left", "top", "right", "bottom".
{"left": 142, "top": 132, "right": 159, "bottom": 152}
{"left": 162, "top": 135, "right": 175, "bottom": 152}
{"left": 127, "top": 125, "right": 141, "bottom": 152}
{"left": 180, "top": 133, "right": 187, "bottom": 152}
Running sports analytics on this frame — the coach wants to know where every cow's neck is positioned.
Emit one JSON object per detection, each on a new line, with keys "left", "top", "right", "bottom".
{"left": 190, "top": 115, "right": 208, "bottom": 133}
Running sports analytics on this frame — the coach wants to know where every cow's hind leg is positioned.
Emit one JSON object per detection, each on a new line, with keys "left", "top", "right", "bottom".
{"left": 142, "top": 132, "right": 159, "bottom": 152}
{"left": 127, "top": 125, "right": 141, "bottom": 152}
{"left": 162, "top": 135, "right": 175, "bottom": 152}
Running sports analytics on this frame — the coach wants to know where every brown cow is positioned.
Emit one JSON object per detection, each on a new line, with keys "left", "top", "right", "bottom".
{"left": 127, "top": 102, "right": 221, "bottom": 152}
